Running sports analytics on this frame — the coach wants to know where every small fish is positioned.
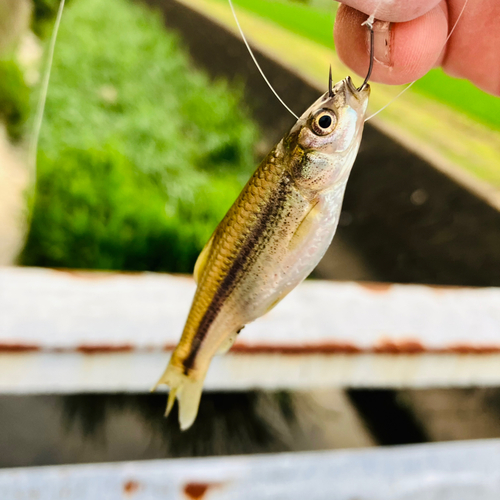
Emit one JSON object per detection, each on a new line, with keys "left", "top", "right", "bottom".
{"left": 155, "top": 75, "right": 370, "bottom": 430}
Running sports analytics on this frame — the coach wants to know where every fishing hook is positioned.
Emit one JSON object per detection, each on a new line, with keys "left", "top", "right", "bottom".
{"left": 358, "top": 16, "right": 375, "bottom": 91}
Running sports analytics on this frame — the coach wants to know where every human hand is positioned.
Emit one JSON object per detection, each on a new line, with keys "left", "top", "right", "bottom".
{"left": 334, "top": 0, "right": 500, "bottom": 96}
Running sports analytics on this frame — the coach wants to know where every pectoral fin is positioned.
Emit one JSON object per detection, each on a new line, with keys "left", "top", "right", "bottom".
{"left": 288, "top": 201, "right": 320, "bottom": 252}
{"left": 259, "top": 202, "right": 321, "bottom": 316}
{"left": 193, "top": 234, "right": 214, "bottom": 284}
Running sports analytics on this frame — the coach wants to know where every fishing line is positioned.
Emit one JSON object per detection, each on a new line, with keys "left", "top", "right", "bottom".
{"left": 364, "top": 0, "right": 470, "bottom": 121}
{"left": 28, "top": 0, "right": 66, "bottom": 183}
{"left": 367, "top": 0, "right": 385, "bottom": 21}
{"left": 227, "top": 0, "right": 299, "bottom": 120}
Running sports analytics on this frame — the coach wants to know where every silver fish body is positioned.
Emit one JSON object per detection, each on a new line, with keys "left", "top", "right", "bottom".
{"left": 156, "top": 77, "right": 370, "bottom": 429}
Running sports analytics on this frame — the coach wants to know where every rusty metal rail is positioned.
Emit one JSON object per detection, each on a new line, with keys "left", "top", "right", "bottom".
{"left": 1, "top": 439, "right": 500, "bottom": 499}
{"left": 1, "top": 267, "right": 500, "bottom": 393}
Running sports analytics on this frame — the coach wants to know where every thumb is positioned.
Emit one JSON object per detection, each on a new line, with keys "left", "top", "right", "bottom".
{"left": 334, "top": 3, "right": 449, "bottom": 85}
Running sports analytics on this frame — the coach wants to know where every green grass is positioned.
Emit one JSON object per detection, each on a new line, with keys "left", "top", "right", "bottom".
{"left": 413, "top": 70, "right": 500, "bottom": 132}
{"left": 0, "top": 58, "right": 30, "bottom": 141}
{"left": 222, "top": 0, "right": 500, "bottom": 131}
{"left": 21, "top": 0, "right": 258, "bottom": 273}
{"left": 32, "top": 0, "right": 68, "bottom": 36}
{"left": 221, "top": 0, "right": 336, "bottom": 50}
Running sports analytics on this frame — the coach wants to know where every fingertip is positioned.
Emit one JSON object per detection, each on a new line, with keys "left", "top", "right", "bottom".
{"left": 334, "top": 4, "right": 449, "bottom": 86}
{"left": 338, "top": 0, "right": 442, "bottom": 23}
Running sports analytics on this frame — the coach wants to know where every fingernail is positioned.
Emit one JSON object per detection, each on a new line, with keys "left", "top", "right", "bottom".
{"left": 372, "top": 20, "right": 392, "bottom": 66}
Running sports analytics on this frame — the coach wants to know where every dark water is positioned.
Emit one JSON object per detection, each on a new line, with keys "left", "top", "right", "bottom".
{"left": 0, "top": 390, "right": 375, "bottom": 467}
{"left": 0, "top": 392, "right": 291, "bottom": 467}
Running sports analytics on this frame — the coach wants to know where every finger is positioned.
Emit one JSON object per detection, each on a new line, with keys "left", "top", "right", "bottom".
{"left": 443, "top": 0, "right": 500, "bottom": 96}
{"left": 335, "top": 0, "right": 441, "bottom": 22}
{"left": 334, "top": 3, "right": 449, "bottom": 85}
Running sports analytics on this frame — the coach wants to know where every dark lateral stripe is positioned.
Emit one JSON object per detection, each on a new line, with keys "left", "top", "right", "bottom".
{"left": 183, "top": 175, "right": 291, "bottom": 372}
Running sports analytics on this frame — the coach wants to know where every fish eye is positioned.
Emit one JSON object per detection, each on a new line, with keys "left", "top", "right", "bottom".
{"left": 319, "top": 115, "right": 332, "bottom": 128}
{"left": 311, "top": 109, "right": 336, "bottom": 136}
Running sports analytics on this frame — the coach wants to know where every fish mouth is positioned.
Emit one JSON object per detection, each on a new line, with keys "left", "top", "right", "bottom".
{"left": 317, "top": 75, "right": 369, "bottom": 113}
{"left": 345, "top": 76, "right": 370, "bottom": 101}
{"left": 345, "top": 76, "right": 357, "bottom": 94}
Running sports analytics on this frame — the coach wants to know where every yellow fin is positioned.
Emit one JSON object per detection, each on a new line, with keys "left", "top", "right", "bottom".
{"left": 177, "top": 377, "right": 206, "bottom": 430}
{"left": 288, "top": 201, "right": 320, "bottom": 252}
{"left": 217, "top": 332, "right": 238, "bottom": 355}
{"left": 155, "top": 361, "right": 207, "bottom": 431}
{"left": 263, "top": 296, "right": 284, "bottom": 315}
{"left": 165, "top": 386, "right": 177, "bottom": 417}
{"left": 193, "top": 234, "right": 214, "bottom": 284}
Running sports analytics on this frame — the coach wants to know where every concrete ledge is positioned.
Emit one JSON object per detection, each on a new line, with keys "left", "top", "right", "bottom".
{"left": 1, "top": 267, "right": 499, "bottom": 392}
{"left": 1, "top": 439, "right": 500, "bottom": 499}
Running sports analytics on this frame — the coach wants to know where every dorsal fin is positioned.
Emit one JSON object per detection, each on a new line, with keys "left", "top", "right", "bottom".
{"left": 193, "top": 234, "right": 215, "bottom": 284}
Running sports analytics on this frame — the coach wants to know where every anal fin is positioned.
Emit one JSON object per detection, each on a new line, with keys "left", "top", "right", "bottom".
{"left": 216, "top": 331, "right": 238, "bottom": 355}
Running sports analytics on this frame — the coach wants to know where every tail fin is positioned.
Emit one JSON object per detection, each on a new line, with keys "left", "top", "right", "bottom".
{"left": 153, "top": 363, "right": 206, "bottom": 431}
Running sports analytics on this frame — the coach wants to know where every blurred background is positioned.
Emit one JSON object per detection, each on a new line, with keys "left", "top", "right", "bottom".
{"left": 1, "top": 0, "right": 500, "bottom": 482}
